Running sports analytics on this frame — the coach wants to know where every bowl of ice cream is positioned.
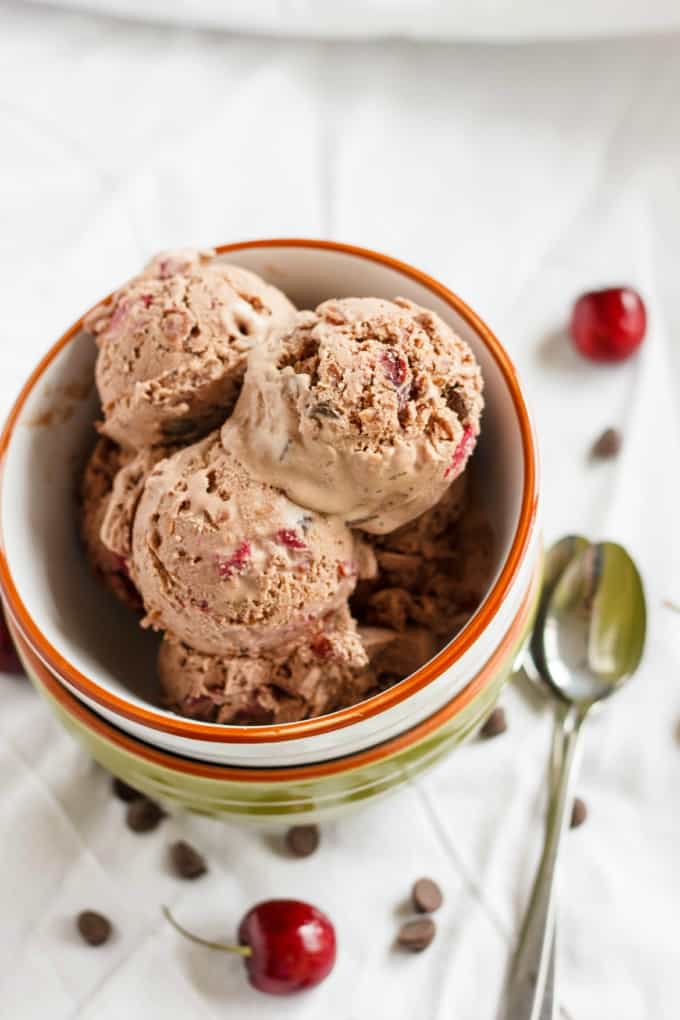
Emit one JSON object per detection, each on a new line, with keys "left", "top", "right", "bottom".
{"left": 8, "top": 602, "right": 538, "bottom": 824}
{"left": 0, "top": 239, "right": 540, "bottom": 775}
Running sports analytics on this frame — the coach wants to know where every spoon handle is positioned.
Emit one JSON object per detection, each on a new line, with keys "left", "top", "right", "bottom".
{"left": 503, "top": 706, "right": 585, "bottom": 1020}
{"left": 534, "top": 709, "right": 570, "bottom": 1020}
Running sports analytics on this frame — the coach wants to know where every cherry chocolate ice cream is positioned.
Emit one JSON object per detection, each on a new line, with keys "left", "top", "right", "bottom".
{"left": 79, "top": 250, "right": 493, "bottom": 725}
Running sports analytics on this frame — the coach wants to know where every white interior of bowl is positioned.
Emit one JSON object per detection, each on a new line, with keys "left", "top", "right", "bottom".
{"left": 1, "top": 243, "right": 526, "bottom": 724}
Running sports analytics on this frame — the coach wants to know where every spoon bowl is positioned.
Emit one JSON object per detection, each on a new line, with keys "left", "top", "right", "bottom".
{"left": 542, "top": 541, "right": 646, "bottom": 708}
{"left": 524, "top": 535, "right": 589, "bottom": 690}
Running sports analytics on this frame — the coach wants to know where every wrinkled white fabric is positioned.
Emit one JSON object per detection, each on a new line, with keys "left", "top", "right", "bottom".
{"left": 21, "top": 0, "right": 680, "bottom": 41}
{"left": 1, "top": 4, "right": 680, "bottom": 1019}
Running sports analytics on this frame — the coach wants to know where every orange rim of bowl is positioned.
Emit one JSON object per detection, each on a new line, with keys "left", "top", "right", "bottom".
{"left": 11, "top": 561, "right": 539, "bottom": 781}
{"left": 0, "top": 238, "right": 538, "bottom": 745}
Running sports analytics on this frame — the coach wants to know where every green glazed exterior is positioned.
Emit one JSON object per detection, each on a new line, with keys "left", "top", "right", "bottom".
{"left": 22, "top": 586, "right": 537, "bottom": 825}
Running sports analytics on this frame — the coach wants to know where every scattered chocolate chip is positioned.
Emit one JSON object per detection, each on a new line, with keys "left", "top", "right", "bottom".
{"left": 112, "top": 777, "right": 142, "bottom": 803}
{"left": 397, "top": 918, "right": 436, "bottom": 952}
{"left": 412, "top": 878, "right": 443, "bottom": 914}
{"left": 285, "top": 824, "right": 320, "bottom": 858}
{"left": 126, "top": 797, "right": 166, "bottom": 833}
{"left": 77, "top": 910, "right": 112, "bottom": 946}
{"left": 170, "top": 840, "right": 207, "bottom": 879}
{"left": 591, "top": 427, "right": 622, "bottom": 459}
{"left": 570, "top": 797, "right": 588, "bottom": 829}
{"left": 480, "top": 707, "right": 507, "bottom": 739}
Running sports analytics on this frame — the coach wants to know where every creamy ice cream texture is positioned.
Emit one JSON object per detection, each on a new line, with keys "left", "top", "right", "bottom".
{"left": 85, "top": 249, "right": 296, "bottom": 450}
{"left": 158, "top": 605, "right": 375, "bottom": 724}
{"left": 79, "top": 251, "right": 492, "bottom": 725}
{"left": 226, "top": 297, "right": 483, "bottom": 533}
{"left": 131, "top": 433, "right": 363, "bottom": 656}
{"left": 80, "top": 438, "right": 142, "bottom": 610}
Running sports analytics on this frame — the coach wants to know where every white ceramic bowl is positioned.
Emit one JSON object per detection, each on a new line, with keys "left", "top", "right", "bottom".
{"left": 0, "top": 239, "right": 539, "bottom": 767}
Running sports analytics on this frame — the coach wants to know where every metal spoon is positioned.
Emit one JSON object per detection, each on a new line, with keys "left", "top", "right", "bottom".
{"left": 509, "top": 535, "right": 590, "bottom": 1020}
{"left": 504, "top": 541, "right": 646, "bottom": 1020}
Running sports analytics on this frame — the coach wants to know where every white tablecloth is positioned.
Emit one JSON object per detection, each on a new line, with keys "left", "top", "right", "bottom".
{"left": 2, "top": 4, "right": 680, "bottom": 1018}
{"left": 23, "top": 0, "right": 680, "bottom": 40}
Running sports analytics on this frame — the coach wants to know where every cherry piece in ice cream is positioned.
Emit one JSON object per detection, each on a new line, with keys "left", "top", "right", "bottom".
{"left": 216, "top": 541, "right": 252, "bottom": 580}
{"left": 275, "top": 528, "right": 308, "bottom": 551}
{"left": 163, "top": 900, "right": 336, "bottom": 995}
{"left": 380, "top": 349, "right": 408, "bottom": 388}
{"left": 570, "top": 287, "right": 646, "bottom": 363}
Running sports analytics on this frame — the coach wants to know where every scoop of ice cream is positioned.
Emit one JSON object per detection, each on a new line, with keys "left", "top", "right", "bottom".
{"left": 79, "top": 438, "right": 142, "bottom": 610}
{"left": 99, "top": 446, "right": 171, "bottom": 560}
{"left": 85, "top": 249, "right": 296, "bottom": 450}
{"left": 351, "top": 473, "right": 494, "bottom": 638}
{"left": 158, "top": 605, "right": 374, "bottom": 724}
{"left": 226, "top": 296, "right": 483, "bottom": 533}
{"left": 132, "top": 433, "right": 362, "bottom": 656}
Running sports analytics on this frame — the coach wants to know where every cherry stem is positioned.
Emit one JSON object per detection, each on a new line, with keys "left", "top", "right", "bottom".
{"left": 162, "top": 906, "right": 252, "bottom": 957}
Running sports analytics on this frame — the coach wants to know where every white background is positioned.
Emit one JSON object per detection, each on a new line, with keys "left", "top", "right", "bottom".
{"left": 1, "top": 3, "right": 680, "bottom": 1018}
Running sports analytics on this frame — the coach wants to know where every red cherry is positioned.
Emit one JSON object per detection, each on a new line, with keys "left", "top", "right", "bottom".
{"left": 163, "top": 899, "right": 336, "bottom": 996}
{"left": 0, "top": 602, "right": 23, "bottom": 674}
{"left": 570, "top": 287, "right": 646, "bottom": 363}
{"left": 239, "top": 900, "right": 336, "bottom": 995}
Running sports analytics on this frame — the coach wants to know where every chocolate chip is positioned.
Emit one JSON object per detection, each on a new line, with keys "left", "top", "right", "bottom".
{"left": 112, "top": 777, "right": 142, "bottom": 802}
{"left": 285, "top": 824, "right": 320, "bottom": 857}
{"left": 412, "top": 878, "right": 443, "bottom": 914}
{"left": 397, "top": 918, "right": 436, "bottom": 952}
{"left": 77, "top": 910, "right": 112, "bottom": 946}
{"left": 126, "top": 797, "right": 166, "bottom": 833}
{"left": 309, "top": 401, "right": 341, "bottom": 420}
{"left": 570, "top": 797, "right": 588, "bottom": 829}
{"left": 591, "top": 427, "right": 622, "bottom": 459}
{"left": 170, "top": 840, "right": 207, "bottom": 879}
{"left": 480, "top": 707, "right": 507, "bottom": 739}
{"left": 162, "top": 418, "right": 197, "bottom": 438}
{"left": 444, "top": 384, "right": 469, "bottom": 420}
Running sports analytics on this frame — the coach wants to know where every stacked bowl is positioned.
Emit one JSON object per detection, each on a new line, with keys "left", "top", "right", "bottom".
{"left": 0, "top": 240, "right": 540, "bottom": 823}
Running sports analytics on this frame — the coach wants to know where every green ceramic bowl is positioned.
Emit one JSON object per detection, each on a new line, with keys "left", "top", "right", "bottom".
{"left": 0, "top": 239, "right": 540, "bottom": 770}
{"left": 10, "top": 568, "right": 539, "bottom": 825}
